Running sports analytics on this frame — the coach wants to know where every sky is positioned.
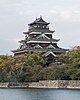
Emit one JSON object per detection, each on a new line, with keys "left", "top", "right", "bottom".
{"left": 0, "top": 0, "right": 80, "bottom": 55}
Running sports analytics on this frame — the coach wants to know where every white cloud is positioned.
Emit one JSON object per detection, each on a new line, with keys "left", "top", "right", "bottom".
{"left": 45, "top": 9, "right": 80, "bottom": 22}
{"left": 1, "top": 0, "right": 79, "bottom": 22}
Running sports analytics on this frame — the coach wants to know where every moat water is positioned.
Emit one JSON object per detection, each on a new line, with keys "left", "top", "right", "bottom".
{"left": 0, "top": 88, "right": 80, "bottom": 100}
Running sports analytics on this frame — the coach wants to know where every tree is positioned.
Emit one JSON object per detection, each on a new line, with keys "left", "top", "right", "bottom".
{"left": 24, "top": 52, "right": 47, "bottom": 67}
{"left": 59, "top": 46, "right": 80, "bottom": 66}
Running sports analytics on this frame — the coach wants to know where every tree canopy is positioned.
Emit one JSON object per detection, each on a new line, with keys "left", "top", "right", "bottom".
{"left": 0, "top": 47, "right": 80, "bottom": 82}
{"left": 59, "top": 46, "right": 80, "bottom": 66}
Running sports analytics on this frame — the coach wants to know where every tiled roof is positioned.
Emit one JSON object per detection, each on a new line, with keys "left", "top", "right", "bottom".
{"left": 44, "top": 51, "right": 56, "bottom": 57}
{"left": 33, "top": 44, "right": 42, "bottom": 49}
{"left": 28, "top": 16, "right": 49, "bottom": 25}
{"left": 47, "top": 44, "right": 55, "bottom": 49}
{"left": 36, "top": 33, "right": 50, "bottom": 40}
{"left": 27, "top": 37, "right": 59, "bottom": 43}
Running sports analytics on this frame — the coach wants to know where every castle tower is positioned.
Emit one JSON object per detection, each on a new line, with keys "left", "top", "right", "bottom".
{"left": 12, "top": 16, "right": 67, "bottom": 63}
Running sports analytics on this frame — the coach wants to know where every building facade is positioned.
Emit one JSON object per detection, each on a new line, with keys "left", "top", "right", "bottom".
{"left": 12, "top": 16, "right": 68, "bottom": 63}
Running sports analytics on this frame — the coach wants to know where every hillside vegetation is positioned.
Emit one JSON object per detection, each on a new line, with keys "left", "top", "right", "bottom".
{"left": 0, "top": 47, "right": 80, "bottom": 82}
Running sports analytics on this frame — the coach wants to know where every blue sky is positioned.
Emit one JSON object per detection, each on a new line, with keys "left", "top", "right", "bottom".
{"left": 0, "top": 0, "right": 80, "bottom": 55}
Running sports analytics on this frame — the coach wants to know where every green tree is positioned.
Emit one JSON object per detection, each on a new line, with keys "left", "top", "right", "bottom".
{"left": 24, "top": 52, "right": 47, "bottom": 67}
{"left": 59, "top": 46, "right": 80, "bottom": 66}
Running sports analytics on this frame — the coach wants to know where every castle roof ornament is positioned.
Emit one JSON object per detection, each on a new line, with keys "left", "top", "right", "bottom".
{"left": 40, "top": 15, "right": 42, "bottom": 19}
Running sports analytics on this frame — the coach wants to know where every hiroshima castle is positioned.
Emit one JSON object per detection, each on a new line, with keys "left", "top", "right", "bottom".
{"left": 12, "top": 16, "right": 67, "bottom": 63}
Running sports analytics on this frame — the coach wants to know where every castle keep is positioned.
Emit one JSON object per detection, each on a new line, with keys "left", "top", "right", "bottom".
{"left": 12, "top": 16, "right": 67, "bottom": 63}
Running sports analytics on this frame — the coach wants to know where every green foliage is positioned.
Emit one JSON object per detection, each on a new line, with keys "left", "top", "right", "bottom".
{"left": 0, "top": 52, "right": 47, "bottom": 82}
{"left": 24, "top": 52, "right": 47, "bottom": 67}
{"left": 0, "top": 48, "right": 80, "bottom": 82}
{"left": 59, "top": 46, "right": 80, "bottom": 66}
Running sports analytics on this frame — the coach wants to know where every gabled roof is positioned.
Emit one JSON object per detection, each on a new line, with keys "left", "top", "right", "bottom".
{"left": 28, "top": 16, "right": 49, "bottom": 25}
{"left": 44, "top": 51, "right": 56, "bottom": 57}
{"left": 36, "top": 33, "right": 50, "bottom": 40}
{"left": 47, "top": 44, "right": 55, "bottom": 49}
{"left": 18, "top": 42, "right": 27, "bottom": 50}
{"left": 27, "top": 33, "right": 59, "bottom": 42}
{"left": 33, "top": 44, "right": 42, "bottom": 49}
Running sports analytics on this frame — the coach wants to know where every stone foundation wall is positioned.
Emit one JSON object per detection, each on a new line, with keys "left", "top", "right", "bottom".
{"left": 1, "top": 80, "right": 80, "bottom": 89}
